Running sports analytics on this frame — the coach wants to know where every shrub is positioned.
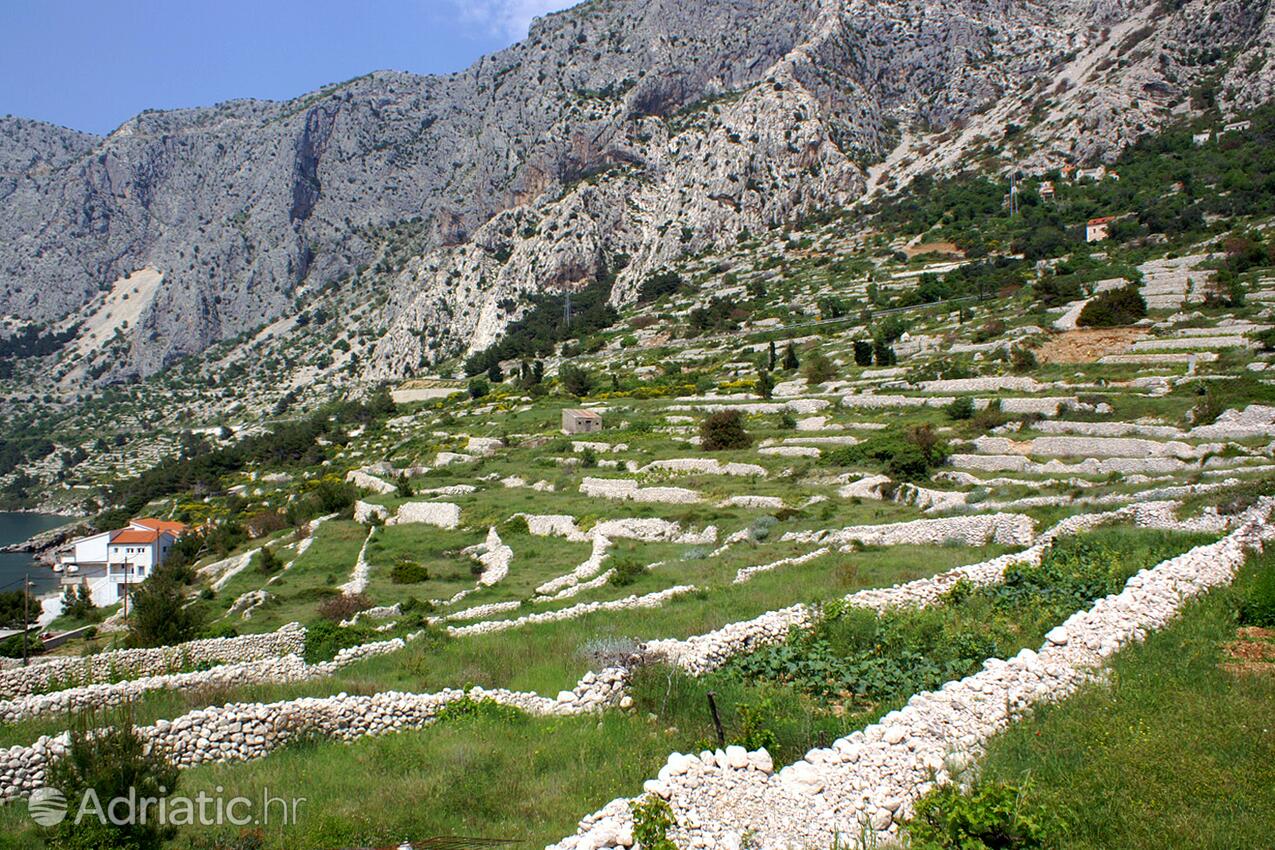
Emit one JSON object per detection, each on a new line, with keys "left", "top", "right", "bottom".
{"left": 1076, "top": 284, "right": 1147, "bottom": 327}
{"left": 559, "top": 362, "right": 594, "bottom": 396}
{"left": 467, "top": 377, "right": 490, "bottom": 399}
{"left": 316, "top": 592, "right": 373, "bottom": 622}
{"left": 1250, "top": 328, "right": 1275, "bottom": 352}
{"left": 630, "top": 797, "right": 679, "bottom": 850}
{"left": 255, "top": 546, "right": 283, "bottom": 575}
{"left": 609, "top": 558, "right": 647, "bottom": 587}
{"left": 825, "top": 427, "right": 948, "bottom": 481}
{"left": 390, "top": 559, "right": 430, "bottom": 584}
{"left": 945, "top": 397, "right": 976, "bottom": 420}
{"left": 973, "top": 320, "right": 1006, "bottom": 343}
{"left": 127, "top": 575, "right": 203, "bottom": 648}
{"left": 801, "top": 349, "right": 837, "bottom": 384}
{"left": 906, "top": 781, "right": 1063, "bottom": 850}
{"left": 781, "top": 343, "right": 800, "bottom": 370}
{"left": 1238, "top": 562, "right": 1275, "bottom": 627}
{"left": 44, "top": 715, "right": 180, "bottom": 850}
{"left": 302, "top": 619, "right": 373, "bottom": 663}
{"left": 700, "top": 410, "right": 752, "bottom": 451}
{"left": 1010, "top": 345, "right": 1038, "bottom": 374}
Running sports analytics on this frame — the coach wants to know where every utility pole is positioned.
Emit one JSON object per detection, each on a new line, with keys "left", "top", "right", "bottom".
{"left": 22, "top": 573, "right": 29, "bottom": 667}
{"left": 563, "top": 287, "right": 572, "bottom": 330}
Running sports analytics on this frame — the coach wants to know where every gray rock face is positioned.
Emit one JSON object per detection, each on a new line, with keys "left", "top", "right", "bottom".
{"left": 0, "top": 0, "right": 1272, "bottom": 384}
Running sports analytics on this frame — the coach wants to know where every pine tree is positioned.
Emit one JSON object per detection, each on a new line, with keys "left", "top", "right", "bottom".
{"left": 757, "top": 369, "right": 775, "bottom": 400}
{"left": 767, "top": 340, "right": 777, "bottom": 371}
{"left": 782, "top": 343, "right": 799, "bottom": 370}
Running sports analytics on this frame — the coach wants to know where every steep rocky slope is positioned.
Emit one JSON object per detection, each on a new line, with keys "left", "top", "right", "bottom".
{"left": 0, "top": 0, "right": 1271, "bottom": 386}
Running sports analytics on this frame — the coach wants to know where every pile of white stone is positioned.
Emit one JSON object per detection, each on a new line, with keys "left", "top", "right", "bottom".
{"left": 338, "top": 528, "right": 375, "bottom": 594}
{"left": 345, "top": 469, "right": 397, "bottom": 495}
{"left": 519, "top": 514, "right": 717, "bottom": 546}
{"left": 552, "top": 504, "right": 1274, "bottom": 850}
{"left": 838, "top": 474, "right": 966, "bottom": 513}
{"left": 0, "top": 667, "right": 631, "bottom": 801}
{"left": 465, "top": 527, "right": 512, "bottom": 586}
{"left": 536, "top": 536, "right": 612, "bottom": 598}
{"left": 781, "top": 513, "right": 1036, "bottom": 548}
{"left": 639, "top": 459, "right": 767, "bottom": 477}
{"left": 580, "top": 477, "right": 703, "bottom": 504}
{"left": 0, "top": 623, "right": 306, "bottom": 698}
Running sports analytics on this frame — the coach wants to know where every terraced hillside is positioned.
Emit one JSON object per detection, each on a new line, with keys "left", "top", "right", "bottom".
{"left": 2, "top": 73, "right": 1275, "bottom": 850}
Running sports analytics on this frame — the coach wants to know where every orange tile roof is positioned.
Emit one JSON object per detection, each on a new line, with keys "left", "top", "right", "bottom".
{"left": 112, "top": 529, "right": 161, "bottom": 544}
{"left": 131, "top": 518, "right": 187, "bottom": 535}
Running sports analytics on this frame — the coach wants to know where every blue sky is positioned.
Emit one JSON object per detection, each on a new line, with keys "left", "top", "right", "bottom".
{"left": 0, "top": 0, "right": 580, "bottom": 135}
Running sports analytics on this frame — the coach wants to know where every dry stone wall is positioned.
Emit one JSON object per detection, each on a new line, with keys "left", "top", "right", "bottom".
{"left": 0, "top": 623, "right": 306, "bottom": 699}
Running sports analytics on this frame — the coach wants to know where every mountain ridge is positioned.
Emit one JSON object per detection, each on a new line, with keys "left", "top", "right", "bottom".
{"left": 0, "top": 0, "right": 1272, "bottom": 389}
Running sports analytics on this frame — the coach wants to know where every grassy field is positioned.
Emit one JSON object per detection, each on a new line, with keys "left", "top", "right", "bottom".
{"left": 977, "top": 550, "right": 1275, "bottom": 850}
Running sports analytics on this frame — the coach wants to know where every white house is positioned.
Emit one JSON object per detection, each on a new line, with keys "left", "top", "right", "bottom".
{"left": 1223, "top": 120, "right": 1252, "bottom": 134}
{"left": 1192, "top": 131, "right": 1211, "bottom": 146}
{"left": 1086, "top": 216, "right": 1116, "bottom": 243}
{"left": 58, "top": 518, "right": 187, "bottom": 607}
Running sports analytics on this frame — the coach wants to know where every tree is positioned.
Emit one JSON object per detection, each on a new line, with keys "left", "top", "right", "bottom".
{"left": 853, "top": 340, "right": 873, "bottom": 367}
{"left": 757, "top": 369, "right": 775, "bottom": 400}
{"left": 1076, "top": 284, "right": 1147, "bottom": 327}
{"left": 256, "top": 546, "right": 283, "bottom": 575}
{"left": 487, "top": 361, "right": 504, "bottom": 383}
{"left": 559, "top": 363, "right": 594, "bottom": 396}
{"left": 127, "top": 572, "right": 202, "bottom": 648}
{"left": 873, "top": 339, "right": 897, "bottom": 366}
{"left": 532, "top": 359, "right": 545, "bottom": 384}
{"left": 60, "top": 584, "right": 97, "bottom": 621}
{"left": 700, "top": 410, "right": 752, "bottom": 451}
{"left": 802, "top": 349, "right": 837, "bottom": 384}
{"left": 0, "top": 590, "right": 38, "bottom": 629}
{"left": 43, "top": 717, "right": 180, "bottom": 850}
{"left": 767, "top": 341, "right": 777, "bottom": 371}
{"left": 468, "top": 377, "right": 490, "bottom": 399}
{"left": 782, "top": 343, "right": 800, "bottom": 370}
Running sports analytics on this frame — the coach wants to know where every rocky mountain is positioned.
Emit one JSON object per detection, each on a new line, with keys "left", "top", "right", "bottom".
{"left": 0, "top": 0, "right": 1271, "bottom": 386}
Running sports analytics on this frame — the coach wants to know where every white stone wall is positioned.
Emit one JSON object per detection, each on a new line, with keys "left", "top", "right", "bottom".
{"left": 0, "top": 623, "right": 306, "bottom": 699}
{"left": 552, "top": 504, "right": 1274, "bottom": 850}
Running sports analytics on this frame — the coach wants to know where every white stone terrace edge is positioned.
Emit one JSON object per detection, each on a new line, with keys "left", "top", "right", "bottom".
{"left": 550, "top": 500, "right": 1275, "bottom": 850}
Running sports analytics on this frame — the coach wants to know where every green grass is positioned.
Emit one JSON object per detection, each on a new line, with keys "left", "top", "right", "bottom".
{"left": 978, "top": 550, "right": 1275, "bottom": 850}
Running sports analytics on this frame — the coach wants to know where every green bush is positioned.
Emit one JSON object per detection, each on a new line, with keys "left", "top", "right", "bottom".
{"left": 630, "top": 797, "right": 679, "bottom": 850}
{"left": 906, "top": 781, "right": 1064, "bottom": 850}
{"left": 255, "top": 546, "right": 282, "bottom": 575}
{"left": 945, "top": 397, "right": 976, "bottom": 420}
{"left": 700, "top": 410, "right": 752, "bottom": 451}
{"left": 127, "top": 573, "right": 203, "bottom": 648}
{"left": 44, "top": 716, "right": 180, "bottom": 850}
{"left": 1238, "top": 561, "right": 1275, "bottom": 627}
{"left": 1077, "top": 284, "right": 1147, "bottom": 327}
{"left": 303, "top": 619, "right": 374, "bottom": 663}
{"left": 390, "top": 559, "right": 430, "bottom": 584}
{"left": 608, "top": 558, "right": 647, "bottom": 587}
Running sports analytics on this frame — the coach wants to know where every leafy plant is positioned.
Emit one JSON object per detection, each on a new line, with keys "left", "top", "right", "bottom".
{"left": 906, "top": 781, "right": 1064, "bottom": 850}
{"left": 630, "top": 796, "right": 679, "bottom": 850}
